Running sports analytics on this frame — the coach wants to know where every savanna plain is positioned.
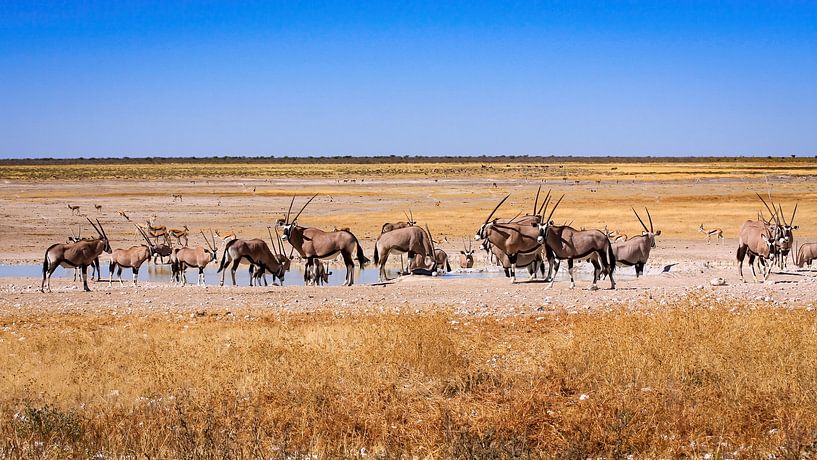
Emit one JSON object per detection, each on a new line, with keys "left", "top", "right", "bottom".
{"left": 2, "top": 158, "right": 817, "bottom": 458}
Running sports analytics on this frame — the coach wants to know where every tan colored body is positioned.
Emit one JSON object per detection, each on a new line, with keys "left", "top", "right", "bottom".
{"left": 373, "top": 226, "right": 434, "bottom": 281}
{"left": 109, "top": 245, "right": 152, "bottom": 286}
{"left": 172, "top": 245, "right": 216, "bottom": 286}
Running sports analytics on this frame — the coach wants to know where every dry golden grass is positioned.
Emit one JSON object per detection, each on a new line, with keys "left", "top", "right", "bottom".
{"left": 2, "top": 297, "right": 817, "bottom": 458}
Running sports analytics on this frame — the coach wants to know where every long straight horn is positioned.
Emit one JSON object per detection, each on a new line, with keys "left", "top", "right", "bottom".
{"left": 135, "top": 224, "right": 153, "bottom": 246}
{"left": 645, "top": 207, "right": 654, "bottom": 232}
{"left": 96, "top": 219, "right": 108, "bottom": 239}
{"left": 533, "top": 184, "right": 541, "bottom": 216}
{"left": 86, "top": 217, "right": 102, "bottom": 237}
{"left": 200, "top": 230, "right": 214, "bottom": 251}
{"left": 756, "top": 193, "right": 780, "bottom": 225}
{"left": 274, "top": 226, "right": 285, "bottom": 255}
{"left": 210, "top": 229, "right": 216, "bottom": 251}
{"left": 508, "top": 211, "right": 522, "bottom": 223}
{"left": 425, "top": 224, "right": 436, "bottom": 253}
{"left": 777, "top": 204, "right": 787, "bottom": 226}
{"left": 484, "top": 194, "right": 510, "bottom": 224}
{"left": 285, "top": 196, "right": 295, "bottom": 224}
{"left": 404, "top": 211, "right": 411, "bottom": 222}
{"left": 409, "top": 209, "right": 414, "bottom": 222}
{"left": 267, "top": 226, "right": 279, "bottom": 255}
{"left": 291, "top": 193, "right": 317, "bottom": 223}
{"left": 632, "top": 208, "right": 649, "bottom": 232}
{"left": 790, "top": 203, "right": 798, "bottom": 226}
{"left": 537, "top": 190, "right": 551, "bottom": 216}
{"left": 545, "top": 194, "right": 564, "bottom": 224}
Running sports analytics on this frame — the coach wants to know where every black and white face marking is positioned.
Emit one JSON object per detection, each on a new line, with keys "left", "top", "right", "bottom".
{"left": 281, "top": 222, "right": 295, "bottom": 241}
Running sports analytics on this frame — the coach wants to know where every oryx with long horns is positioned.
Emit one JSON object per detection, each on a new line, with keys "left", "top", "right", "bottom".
{"left": 373, "top": 225, "right": 435, "bottom": 281}
{"left": 459, "top": 238, "right": 475, "bottom": 269}
{"left": 107, "top": 224, "right": 159, "bottom": 287}
{"left": 736, "top": 194, "right": 782, "bottom": 282}
{"left": 279, "top": 194, "right": 369, "bottom": 286}
{"left": 41, "top": 218, "right": 112, "bottom": 292}
{"left": 474, "top": 194, "right": 548, "bottom": 282}
{"left": 610, "top": 208, "right": 661, "bottom": 277}
{"left": 171, "top": 230, "right": 218, "bottom": 286}
{"left": 535, "top": 194, "right": 616, "bottom": 289}
{"left": 795, "top": 242, "right": 817, "bottom": 268}
{"left": 217, "top": 233, "right": 287, "bottom": 287}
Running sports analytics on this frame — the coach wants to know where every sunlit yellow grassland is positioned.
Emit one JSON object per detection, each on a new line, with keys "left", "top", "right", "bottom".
{"left": 2, "top": 298, "right": 816, "bottom": 458}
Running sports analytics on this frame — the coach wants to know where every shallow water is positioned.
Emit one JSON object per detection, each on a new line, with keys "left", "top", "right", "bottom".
{"left": 0, "top": 262, "right": 504, "bottom": 287}
{"left": 0, "top": 261, "right": 636, "bottom": 286}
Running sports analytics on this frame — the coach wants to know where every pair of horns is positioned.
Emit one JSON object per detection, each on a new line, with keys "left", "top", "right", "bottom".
{"left": 85, "top": 217, "right": 107, "bottom": 239}
{"left": 285, "top": 194, "right": 318, "bottom": 224}
{"left": 404, "top": 209, "right": 415, "bottom": 222}
{"left": 200, "top": 229, "right": 217, "bottom": 252}
{"left": 267, "top": 225, "right": 288, "bottom": 257}
{"left": 134, "top": 224, "right": 154, "bottom": 247}
{"left": 632, "top": 207, "right": 654, "bottom": 233}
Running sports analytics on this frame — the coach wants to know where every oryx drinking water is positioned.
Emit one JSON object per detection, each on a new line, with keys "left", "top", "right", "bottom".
{"left": 171, "top": 230, "right": 218, "bottom": 286}
{"left": 373, "top": 225, "right": 435, "bottom": 281}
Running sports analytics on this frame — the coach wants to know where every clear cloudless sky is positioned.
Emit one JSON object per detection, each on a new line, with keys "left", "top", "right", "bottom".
{"left": 1, "top": 0, "right": 816, "bottom": 158}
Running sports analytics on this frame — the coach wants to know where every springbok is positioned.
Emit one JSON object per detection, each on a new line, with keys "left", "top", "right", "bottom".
{"left": 795, "top": 242, "right": 817, "bottom": 268}
{"left": 459, "top": 239, "right": 475, "bottom": 268}
{"left": 373, "top": 225, "right": 434, "bottom": 281}
{"left": 67, "top": 204, "right": 80, "bottom": 215}
{"left": 610, "top": 208, "right": 661, "bottom": 277}
{"left": 171, "top": 230, "right": 218, "bottom": 286}
{"left": 381, "top": 210, "right": 417, "bottom": 234}
{"left": 698, "top": 224, "right": 724, "bottom": 244}
{"left": 168, "top": 225, "right": 190, "bottom": 246}
{"left": 172, "top": 194, "right": 183, "bottom": 202}
{"left": 42, "top": 218, "right": 111, "bottom": 292}
{"left": 108, "top": 225, "right": 157, "bottom": 287}
{"left": 94, "top": 204, "right": 102, "bottom": 213}
{"left": 279, "top": 195, "right": 369, "bottom": 286}
{"left": 117, "top": 210, "right": 130, "bottom": 221}
{"left": 536, "top": 195, "right": 616, "bottom": 290}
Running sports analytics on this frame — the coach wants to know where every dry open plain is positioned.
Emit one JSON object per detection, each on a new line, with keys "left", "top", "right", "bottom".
{"left": 2, "top": 158, "right": 817, "bottom": 458}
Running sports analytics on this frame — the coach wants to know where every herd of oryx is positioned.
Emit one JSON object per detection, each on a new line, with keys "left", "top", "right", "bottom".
{"left": 40, "top": 187, "right": 815, "bottom": 293}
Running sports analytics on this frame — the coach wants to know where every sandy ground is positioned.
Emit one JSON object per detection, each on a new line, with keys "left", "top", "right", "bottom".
{"left": 2, "top": 171, "right": 816, "bottom": 315}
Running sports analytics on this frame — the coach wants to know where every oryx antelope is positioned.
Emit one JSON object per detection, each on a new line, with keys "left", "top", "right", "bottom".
{"left": 459, "top": 239, "right": 475, "bottom": 269}
{"left": 380, "top": 210, "right": 417, "bottom": 234}
{"left": 171, "top": 230, "right": 218, "bottom": 286}
{"left": 373, "top": 225, "right": 434, "bottom": 281}
{"left": 42, "top": 218, "right": 112, "bottom": 292}
{"left": 218, "top": 237, "right": 287, "bottom": 287}
{"left": 773, "top": 202, "right": 798, "bottom": 270}
{"left": 698, "top": 224, "right": 724, "bottom": 244}
{"left": 483, "top": 239, "right": 546, "bottom": 279}
{"left": 108, "top": 225, "right": 158, "bottom": 287}
{"left": 535, "top": 195, "right": 616, "bottom": 289}
{"left": 736, "top": 194, "right": 784, "bottom": 282}
{"left": 280, "top": 195, "right": 369, "bottom": 286}
{"left": 305, "top": 260, "right": 332, "bottom": 286}
{"left": 610, "top": 208, "right": 661, "bottom": 277}
{"left": 67, "top": 225, "right": 101, "bottom": 282}
{"left": 169, "top": 225, "right": 190, "bottom": 246}
{"left": 67, "top": 204, "right": 81, "bottom": 215}
{"left": 795, "top": 242, "right": 817, "bottom": 268}
{"left": 475, "top": 194, "right": 548, "bottom": 282}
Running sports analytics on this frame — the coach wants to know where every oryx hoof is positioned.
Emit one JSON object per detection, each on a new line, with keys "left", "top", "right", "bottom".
{"left": 589, "top": 285, "right": 599, "bottom": 291}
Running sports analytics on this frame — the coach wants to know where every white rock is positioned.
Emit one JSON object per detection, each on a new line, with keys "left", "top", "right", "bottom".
{"left": 710, "top": 277, "right": 726, "bottom": 286}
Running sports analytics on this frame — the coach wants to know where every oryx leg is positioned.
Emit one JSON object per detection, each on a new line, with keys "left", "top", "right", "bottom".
{"left": 748, "top": 253, "right": 758, "bottom": 282}
{"left": 548, "top": 258, "right": 561, "bottom": 288}
{"left": 81, "top": 264, "right": 91, "bottom": 292}
{"left": 567, "top": 258, "right": 576, "bottom": 289}
{"left": 230, "top": 259, "right": 242, "bottom": 286}
{"left": 509, "top": 253, "right": 518, "bottom": 282}
{"left": 133, "top": 266, "right": 139, "bottom": 286}
{"left": 378, "top": 249, "right": 390, "bottom": 282}
{"left": 198, "top": 267, "right": 205, "bottom": 286}
{"left": 117, "top": 266, "right": 124, "bottom": 286}
{"left": 342, "top": 252, "right": 355, "bottom": 286}
{"left": 42, "top": 261, "right": 58, "bottom": 293}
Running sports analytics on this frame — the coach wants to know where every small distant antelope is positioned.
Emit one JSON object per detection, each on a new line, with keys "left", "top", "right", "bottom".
{"left": 172, "top": 194, "right": 183, "bottom": 202}
{"left": 94, "top": 204, "right": 102, "bottom": 213}
{"left": 168, "top": 225, "right": 190, "bottom": 246}
{"left": 699, "top": 224, "right": 723, "bottom": 244}
{"left": 67, "top": 204, "right": 80, "bottom": 215}
{"left": 603, "top": 225, "right": 626, "bottom": 242}
{"left": 117, "top": 210, "right": 130, "bottom": 221}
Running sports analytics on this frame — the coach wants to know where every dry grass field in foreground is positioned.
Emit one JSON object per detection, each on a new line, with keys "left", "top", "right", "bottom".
{"left": 2, "top": 297, "right": 817, "bottom": 458}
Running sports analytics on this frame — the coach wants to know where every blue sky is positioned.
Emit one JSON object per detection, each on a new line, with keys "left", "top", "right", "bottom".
{"left": 1, "top": 1, "right": 816, "bottom": 158}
